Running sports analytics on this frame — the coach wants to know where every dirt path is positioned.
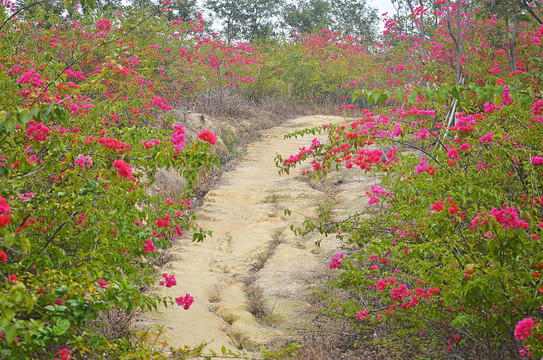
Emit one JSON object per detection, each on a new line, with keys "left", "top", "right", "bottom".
{"left": 145, "top": 115, "right": 375, "bottom": 354}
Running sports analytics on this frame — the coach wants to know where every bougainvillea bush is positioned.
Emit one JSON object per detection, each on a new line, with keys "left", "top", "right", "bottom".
{"left": 277, "top": 2, "right": 543, "bottom": 359}
{"left": 0, "top": 3, "right": 228, "bottom": 358}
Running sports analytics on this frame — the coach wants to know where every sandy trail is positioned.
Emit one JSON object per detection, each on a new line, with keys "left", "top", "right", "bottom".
{"left": 146, "top": 115, "right": 374, "bottom": 354}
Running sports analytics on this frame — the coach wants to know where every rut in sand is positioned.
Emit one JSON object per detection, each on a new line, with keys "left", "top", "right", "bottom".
{"left": 144, "top": 115, "right": 377, "bottom": 353}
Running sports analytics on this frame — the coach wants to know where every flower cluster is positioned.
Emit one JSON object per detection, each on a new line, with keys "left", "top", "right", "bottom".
{"left": 112, "top": 160, "right": 132, "bottom": 179}
{"left": 0, "top": 197, "right": 11, "bottom": 227}
{"left": 74, "top": 154, "right": 92, "bottom": 169}
{"left": 170, "top": 125, "right": 185, "bottom": 154}
{"left": 159, "top": 273, "right": 177, "bottom": 287}
{"left": 197, "top": 129, "right": 217, "bottom": 145}
{"left": 175, "top": 293, "right": 194, "bottom": 310}
{"left": 329, "top": 253, "right": 344, "bottom": 269}
{"left": 143, "top": 238, "right": 156, "bottom": 253}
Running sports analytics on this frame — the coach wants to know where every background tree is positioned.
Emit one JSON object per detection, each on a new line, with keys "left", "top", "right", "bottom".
{"left": 164, "top": 0, "right": 199, "bottom": 21}
{"left": 281, "top": 0, "right": 331, "bottom": 36}
{"left": 328, "top": 0, "right": 378, "bottom": 41}
{"left": 205, "top": 0, "right": 283, "bottom": 43}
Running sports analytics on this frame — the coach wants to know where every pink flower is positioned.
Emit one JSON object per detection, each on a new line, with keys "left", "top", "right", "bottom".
{"left": 26, "top": 120, "right": 50, "bottom": 142}
{"left": 8, "top": 274, "right": 18, "bottom": 284}
{"left": 98, "top": 279, "right": 109, "bottom": 289}
{"left": 0, "top": 197, "right": 11, "bottom": 227}
{"left": 514, "top": 318, "right": 535, "bottom": 341}
{"left": 479, "top": 132, "right": 494, "bottom": 144}
{"left": 74, "top": 154, "right": 92, "bottom": 169}
{"left": 170, "top": 125, "right": 185, "bottom": 154}
{"left": 329, "top": 254, "right": 344, "bottom": 269}
{"left": 368, "top": 196, "right": 380, "bottom": 205}
{"left": 96, "top": 18, "right": 111, "bottom": 31}
{"left": 143, "top": 238, "right": 156, "bottom": 253}
{"left": 159, "top": 273, "right": 177, "bottom": 287}
{"left": 0, "top": 250, "right": 7, "bottom": 262}
{"left": 446, "top": 148, "right": 459, "bottom": 159}
{"left": 532, "top": 156, "right": 543, "bottom": 165}
{"left": 176, "top": 293, "right": 194, "bottom": 310}
{"left": 197, "top": 129, "right": 217, "bottom": 145}
{"left": 377, "top": 278, "right": 389, "bottom": 292}
{"left": 155, "top": 215, "right": 171, "bottom": 228}
{"left": 390, "top": 284, "right": 408, "bottom": 300}
{"left": 356, "top": 310, "right": 369, "bottom": 319}
{"left": 112, "top": 159, "right": 132, "bottom": 179}
{"left": 415, "top": 157, "right": 428, "bottom": 173}
{"left": 371, "top": 185, "right": 386, "bottom": 195}
{"left": 532, "top": 100, "right": 543, "bottom": 115}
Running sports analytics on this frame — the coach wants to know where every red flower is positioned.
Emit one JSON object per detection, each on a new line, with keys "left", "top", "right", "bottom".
{"left": 112, "top": 160, "right": 132, "bottom": 179}
{"left": 98, "top": 279, "right": 109, "bottom": 289}
{"left": 431, "top": 200, "right": 444, "bottom": 212}
{"left": 197, "top": 129, "right": 217, "bottom": 145}
{"left": 0, "top": 197, "right": 11, "bottom": 227}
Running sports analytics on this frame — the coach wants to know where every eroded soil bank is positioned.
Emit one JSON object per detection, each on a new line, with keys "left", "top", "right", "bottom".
{"left": 142, "top": 115, "right": 377, "bottom": 354}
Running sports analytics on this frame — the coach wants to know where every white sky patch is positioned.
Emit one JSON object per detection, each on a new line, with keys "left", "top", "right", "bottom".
{"left": 370, "top": 0, "right": 396, "bottom": 31}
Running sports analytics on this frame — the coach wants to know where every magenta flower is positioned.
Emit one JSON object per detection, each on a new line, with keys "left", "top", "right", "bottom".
{"left": 143, "top": 238, "right": 156, "bottom": 253}
{"left": 176, "top": 293, "right": 194, "bottom": 310}
{"left": 112, "top": 159, "right": 132, "bottom": 179}
{"left": 514, "top": 318, "right": 535, "bottom": 341}
{"left": 96, "top": 19, "right": 111, "bottom": 32}
{"left": 329, "top": 254, "right": 344, "bottom": 269}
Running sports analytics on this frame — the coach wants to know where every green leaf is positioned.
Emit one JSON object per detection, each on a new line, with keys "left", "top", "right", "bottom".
{"left": 371, "top": 91, "right": 381, "bottom": 106}
{"left": 351, "top": 90, "right": 362, "bottom": 103}
{"left": 425, "top": 88, "right": 436, "bottom": 101}
{"left": 379, "top": 91, "right": 390, "bottom": 106}
{"left": 493, "top": 92, "right": 502, "bottom": 106}
{"left": 5, "top": 326, "right": 17, "bottom": 343}
{"left": 0, "top": 110, "right": 7, "bottom": 128}
{"left": 4, "top": 118, "right": 17, "bottom": 132}
{"left": 509, "top": 86, "right": 517, "bottom": 100}
{"left": 450, "top": 86, "right": 460, "bottom": 101}
{"left": 54, "top": 318, "right": 70, "bottom": 335}
{"left": 519, "top": 94, "right": 531, "bottom": 110}
{"left": 20, "top": 237, "right": 31, "bottom": 253}
{"left": 437, "top": 86, "right": 449, "bottom": 103}
{"left": 406, "top": 91, "right": 417, "bottom": 106}
{"left": 41, "top": 104, "right": 54, "bottom": 121}
{"left": 4, "top": 233, "right": 15, "bottom": 247}
{"left": 19, "top": 109, "right": 32, "bottom": 125}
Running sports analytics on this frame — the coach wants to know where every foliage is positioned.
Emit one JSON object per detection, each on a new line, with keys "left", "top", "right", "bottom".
{"left": 0, "top": 2, "right": 230, "bottom": 358}
{"left": 277, "top": 1, "right": 543, "bottom": 358}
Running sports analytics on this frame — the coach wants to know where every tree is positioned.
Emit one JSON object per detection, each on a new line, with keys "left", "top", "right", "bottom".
{"left": 328, "top": 0, "right": 378, "bottom": 41}
{"left": 164, "top": 0, "right": 199, "bottom": 21}
{"left": 281, "top": 0, "right": 331, "bottom": 35}
{"left": 205, "top": 0, "right": 283, "bottom": 43}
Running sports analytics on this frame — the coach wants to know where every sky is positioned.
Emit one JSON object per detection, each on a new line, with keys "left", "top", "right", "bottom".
{"left": 371, "top": 0, "right": 395, "bottom": 17}
{"left": 370, "top": 0, "right": 396, "bottom": 31}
